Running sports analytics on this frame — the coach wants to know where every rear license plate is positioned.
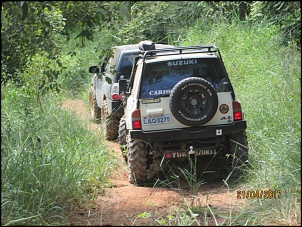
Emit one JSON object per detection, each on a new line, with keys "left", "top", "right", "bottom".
{"left": 143, "top": 114, "right": 172, "bottom": 125}
{"left": 168, "top": 149, "right": 217, "bottom": 158}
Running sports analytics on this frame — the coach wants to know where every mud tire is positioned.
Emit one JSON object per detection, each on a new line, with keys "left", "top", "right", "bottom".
{"left": 89, "top": 86, "right": 102, "bottom": 122}
{"left": 118, "top": 115, "right": 128, "bottom": 162}
{"left": 128, "top": 140, "right": 148, "bottom": 185}
{"left": 102, "top": 101, "right": 119, "bottom": 141}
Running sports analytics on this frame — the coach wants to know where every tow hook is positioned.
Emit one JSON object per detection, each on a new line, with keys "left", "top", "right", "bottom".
{"left": 188, "top": 146, "right": 195, "bottom": 155}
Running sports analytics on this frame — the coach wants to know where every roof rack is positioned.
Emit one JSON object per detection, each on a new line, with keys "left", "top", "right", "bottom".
{"left": 139, "top": 45, "right": 222, "bottom": 61}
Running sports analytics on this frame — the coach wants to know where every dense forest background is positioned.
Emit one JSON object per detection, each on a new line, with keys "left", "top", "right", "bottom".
{"left": 2, "top": 1, "right": 300, "bottom": 92}
{"left": 1, "top": 1, "right": 301, "bottom": 226}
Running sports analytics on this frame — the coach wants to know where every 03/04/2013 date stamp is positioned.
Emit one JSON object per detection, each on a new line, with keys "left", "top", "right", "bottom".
{"left": 237, "top": 189, "right": 282, "bottom": 199}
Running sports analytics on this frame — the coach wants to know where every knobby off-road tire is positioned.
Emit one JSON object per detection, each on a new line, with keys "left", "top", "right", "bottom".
{"left": 101, "top": 101, "right": 119, "bottom": 141}
{"left": 169, "top": 77, "right": 218, "bottom": 126}
{"left": 146, "top": 156, "right": 162, "bottom": 180}
{"left": 228, "top": 130, "right": 249, "bottom": 181}
{"left": 89, "top": 86, "right": 102, "bottom": 122}
{"left": 118, "top": 115, "right": 128, "bottom": 163}
{"left": 128, "top": 140, "right": 148, "bottom": 185}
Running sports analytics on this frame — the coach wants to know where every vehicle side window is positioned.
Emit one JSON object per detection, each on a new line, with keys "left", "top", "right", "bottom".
{"left": 105, "top": 57, "right": 113, "bottom": 73}
{"left": 105, "top": 49, "right": 119, "bottom": 75}
{"left": 131, "top": 63, "right": 142, "bottom": 97}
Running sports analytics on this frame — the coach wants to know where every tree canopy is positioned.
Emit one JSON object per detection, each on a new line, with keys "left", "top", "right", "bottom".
{"left": 1, "top": 1, "right": 300, "bottom": 88}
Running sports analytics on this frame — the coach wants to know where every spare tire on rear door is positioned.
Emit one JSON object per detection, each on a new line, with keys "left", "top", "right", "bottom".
{"left": 169, "top": 77, "right": 218, "bottom": 126}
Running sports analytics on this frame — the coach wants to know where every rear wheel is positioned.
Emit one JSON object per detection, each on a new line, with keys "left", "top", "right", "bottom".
{"left": 118, "top": 115, "right": 127, "bottom": 162}
{"left": 102, "top": 101, "right": 119, "bottom": 141}
{"left": 128, "top": 140, "right": 148, "bottom": 185}
{"left": 89, "top": 86, "right": 102, "bottom": 122}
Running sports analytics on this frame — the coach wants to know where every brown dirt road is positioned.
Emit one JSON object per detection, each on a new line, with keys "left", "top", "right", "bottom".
{"left": 61, "top": 99, "right": 247, "bottom": 226}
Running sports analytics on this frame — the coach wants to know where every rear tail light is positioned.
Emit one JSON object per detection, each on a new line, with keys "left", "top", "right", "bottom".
{"left": 132, "top": 109, "right": 141, "bottom": 129}
{"left": 112, "top": 94, "right": 119, "bottom": 100}
{"left": 111, "top": 83, "right": 119, "bottom": 100}
{"left": 232, "top": 101, "right": 243, "bottom": 121}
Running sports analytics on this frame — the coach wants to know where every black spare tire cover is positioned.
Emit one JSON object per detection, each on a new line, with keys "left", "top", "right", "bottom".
{"left": 169, "top": 77, "right": 218, "bottom": 126}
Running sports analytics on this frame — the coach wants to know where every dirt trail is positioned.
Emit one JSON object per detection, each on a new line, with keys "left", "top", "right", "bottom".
{"left": 61, "top": 99, "right": 246, "bottom": 226}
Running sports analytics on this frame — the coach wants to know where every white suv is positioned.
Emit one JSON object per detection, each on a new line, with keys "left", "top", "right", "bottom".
{"left": 118, "top": 41, "right": 248, "bottom": 185}
{"left": 88, "top": 42, "right": 173, "bottom": 140}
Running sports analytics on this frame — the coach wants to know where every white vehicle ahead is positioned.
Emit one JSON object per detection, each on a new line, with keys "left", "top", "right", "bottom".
{"left": 88, "top": 42, "right": 173, "bottom": 140}
{"left": 118, "top": 41, "right": 248, "bottom": 185}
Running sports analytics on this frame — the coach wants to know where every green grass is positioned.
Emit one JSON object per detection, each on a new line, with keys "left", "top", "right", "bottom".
{"left": 1, "top": 83, "right": 117, "bottom": 225}
{"left": 1, "top": 27, "right": 119, "bottom": 226}
{"left": 171, "top": 21, "right": 301, "bottom": 225}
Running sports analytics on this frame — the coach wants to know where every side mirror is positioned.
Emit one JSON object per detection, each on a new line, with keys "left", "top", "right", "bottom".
{"left": 89, "top": 66, "right": 99, "bottom": 73}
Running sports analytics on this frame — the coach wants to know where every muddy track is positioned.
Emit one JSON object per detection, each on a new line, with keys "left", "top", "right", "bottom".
{"left": 61, "top": 99, "right": 246, "bottom": 226}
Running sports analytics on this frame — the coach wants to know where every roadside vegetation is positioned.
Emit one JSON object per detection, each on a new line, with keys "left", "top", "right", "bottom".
{"left": 1, "top": 1, "right": 300, "bottom": 225}
{"left": 175, "top": 21, "right": 301, "bottom": 226}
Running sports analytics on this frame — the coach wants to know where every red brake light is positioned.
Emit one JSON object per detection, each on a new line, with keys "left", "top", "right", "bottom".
{"left": 132, "top": 110, "right": 141, "bottom": 129}
{"left": 132, "top": 120, "right": 141, "bottom": 129}
{"left": 112, "top": 94, "right": 119, "bottom": 100}
{"left": 233, "top": 101, "right": 243, "bottom": 121}
{"left": 111, "top": 83, "right": 119, "bottom": 100}
{"left": 234, "top": 111, "right": 243, "bottom": 121}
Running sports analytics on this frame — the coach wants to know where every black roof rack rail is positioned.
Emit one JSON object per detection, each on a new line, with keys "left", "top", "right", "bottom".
{"left": 139, "top": 45, "right": 222, "bottom": 62}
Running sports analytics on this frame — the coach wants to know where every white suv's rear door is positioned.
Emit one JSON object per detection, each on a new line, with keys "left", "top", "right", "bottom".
{"left": 138, "top": 57, "right": 234, "bottom": 131}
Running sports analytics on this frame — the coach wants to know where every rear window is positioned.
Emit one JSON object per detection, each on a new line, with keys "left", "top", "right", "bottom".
{"left": 140, "top": 58, "right": 224, "bottom": 99}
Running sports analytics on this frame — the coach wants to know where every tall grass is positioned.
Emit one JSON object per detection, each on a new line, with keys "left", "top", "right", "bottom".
{"left": 176, "top": 21, "right": 301, "bottom": 225}
{"left": 1, "top": 83, "right": 116, "bottom": 225}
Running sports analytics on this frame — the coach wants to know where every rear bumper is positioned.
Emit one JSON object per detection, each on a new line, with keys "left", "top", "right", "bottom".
{"left": 129, "top": 121, "right": 247, "bottom": 142}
